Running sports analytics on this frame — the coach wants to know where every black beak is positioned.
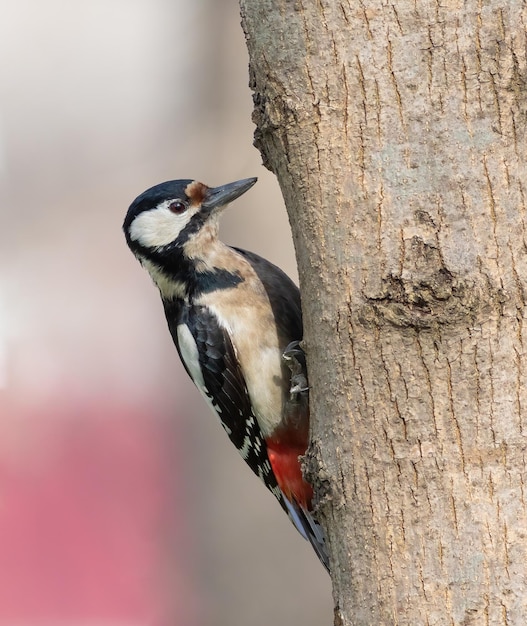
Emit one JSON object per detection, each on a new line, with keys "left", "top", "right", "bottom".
{"left": 202, "top": 177, "right": 257, "bottom": 211}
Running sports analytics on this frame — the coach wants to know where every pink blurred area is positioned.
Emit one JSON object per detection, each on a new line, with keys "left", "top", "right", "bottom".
{"left": 0, "top": 399, "right": 190, "bottom": 626}
{"left": 0, "top": 1, "right": 331, "bottom": 625}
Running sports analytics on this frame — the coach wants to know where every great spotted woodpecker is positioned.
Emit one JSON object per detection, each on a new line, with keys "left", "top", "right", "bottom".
{"left": 123, "top": 177, "right": 328, "bottom": 571}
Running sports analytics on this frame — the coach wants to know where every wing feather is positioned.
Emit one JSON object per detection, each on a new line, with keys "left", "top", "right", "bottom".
{"left": 164, "top": 299, "right": 284, "bottom": 496}
{"left": 163, "top": 298, "right": 329, "bottom": 571}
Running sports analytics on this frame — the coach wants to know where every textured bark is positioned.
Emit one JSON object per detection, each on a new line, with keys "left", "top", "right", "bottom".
{"left": 240, "top": 1, "right": 527, "bottom": 624}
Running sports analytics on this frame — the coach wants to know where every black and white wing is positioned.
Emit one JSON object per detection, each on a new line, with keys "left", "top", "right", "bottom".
{"left": 163, "top": 299, "right": 329, "bottom": 571}
{"left": 163, "top": 299, "right": 284, "bottom": 502}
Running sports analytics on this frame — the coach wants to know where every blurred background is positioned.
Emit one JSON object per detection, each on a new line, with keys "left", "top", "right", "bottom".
{"left": 0, "top": 1, "right": 331, "bottom": 625}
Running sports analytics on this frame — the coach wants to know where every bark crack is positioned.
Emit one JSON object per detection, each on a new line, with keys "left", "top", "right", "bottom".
{"left": 483, "top": 155, "right": 501, "bottom": 267}
{"left": 488, "top": 338, "right": 497, "bottom": 445}
{"left": 391, "top": 4, "right": 403, "bottom": 35}
{"left": 514, "top": 344, "right": 523, "bottom": 435}
{"left": 446, "top": 355, "right": 467, "bottom": 475}
{"left": 416, "top": 333, "right": 439, "bottom": 438}
{"left": 386, "top": 36, "right": 405, "bottom": 129}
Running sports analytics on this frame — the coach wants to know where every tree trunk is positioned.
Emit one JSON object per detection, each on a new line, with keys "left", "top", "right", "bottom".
{"left": 240, "top": 1, "right": 527, "bottom": 624}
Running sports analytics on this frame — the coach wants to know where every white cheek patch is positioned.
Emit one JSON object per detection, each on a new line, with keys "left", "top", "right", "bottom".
{"left": 129, "top": 202, "right": 195, "bottom": 248}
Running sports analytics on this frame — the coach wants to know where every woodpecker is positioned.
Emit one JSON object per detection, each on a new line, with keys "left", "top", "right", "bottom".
{"left": 123, "top": 177, "right": 328, "bottom": 571}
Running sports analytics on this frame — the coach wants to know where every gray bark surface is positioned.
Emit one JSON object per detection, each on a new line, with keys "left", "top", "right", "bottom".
{"left": 241, "top": 1, "right": 527, "bottom": 624}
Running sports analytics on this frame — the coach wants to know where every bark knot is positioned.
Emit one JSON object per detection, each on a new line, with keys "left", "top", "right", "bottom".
{"left": 361, "top": 237, "right": 490, "bottom": 329}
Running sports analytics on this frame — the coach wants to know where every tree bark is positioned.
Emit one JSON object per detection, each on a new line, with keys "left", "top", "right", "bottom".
{"left": 240, "top": 1, "right": 527, "bottom": 624}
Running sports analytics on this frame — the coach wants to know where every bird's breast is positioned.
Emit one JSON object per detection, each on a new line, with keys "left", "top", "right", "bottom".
{"left": 198, "top": 283, "right": 285, "bottom": 437}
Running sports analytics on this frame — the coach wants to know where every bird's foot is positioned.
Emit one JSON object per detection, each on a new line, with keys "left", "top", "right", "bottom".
{"left": 282, "top": 341, "right": 309, "bottom": 399}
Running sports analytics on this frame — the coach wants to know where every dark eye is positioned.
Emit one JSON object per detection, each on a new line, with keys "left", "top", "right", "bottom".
{"left": 168, "top": 200, "right": 187, "bottom": 214}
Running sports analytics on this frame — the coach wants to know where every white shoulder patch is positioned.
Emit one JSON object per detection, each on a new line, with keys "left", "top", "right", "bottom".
{"left": 176, "top": 323, "right": 231, "bottom": 435}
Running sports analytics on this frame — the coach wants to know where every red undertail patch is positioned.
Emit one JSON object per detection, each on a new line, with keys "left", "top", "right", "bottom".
{"left": 266, "top": 439, "right": 313, "bottom": 509}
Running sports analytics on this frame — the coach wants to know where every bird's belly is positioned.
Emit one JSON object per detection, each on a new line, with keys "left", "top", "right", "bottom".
{"left": 203, "top": 299, "right": 284, "bottom": 438}
{"left": 239, "top": 344, "right": 283, "bottom": 436}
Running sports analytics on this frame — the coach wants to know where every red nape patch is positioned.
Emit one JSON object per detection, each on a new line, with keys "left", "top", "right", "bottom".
{"left": 266, "top": 440, "right": 313, "bottom": 509}
{"left": 184, "top": 180, "right": 208, "bottom": 206}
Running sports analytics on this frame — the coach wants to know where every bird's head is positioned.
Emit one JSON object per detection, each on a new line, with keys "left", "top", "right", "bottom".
{"left": 123, "top": 177, "right": 257, "bottom": 260}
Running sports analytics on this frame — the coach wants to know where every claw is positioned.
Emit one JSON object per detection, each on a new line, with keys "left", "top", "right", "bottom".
{"left": 282, "top": 340, "right": 309, "bottom": 400}
{"left": 290, "top": 382, "right": 309, "bottom": 394}
{"left": 282, "top": 340, "right": 305, "bottom": 367}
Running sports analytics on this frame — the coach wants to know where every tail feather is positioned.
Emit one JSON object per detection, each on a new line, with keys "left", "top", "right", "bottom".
{"left": 283, "top": 494, "right": 330, "bottom": 572}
